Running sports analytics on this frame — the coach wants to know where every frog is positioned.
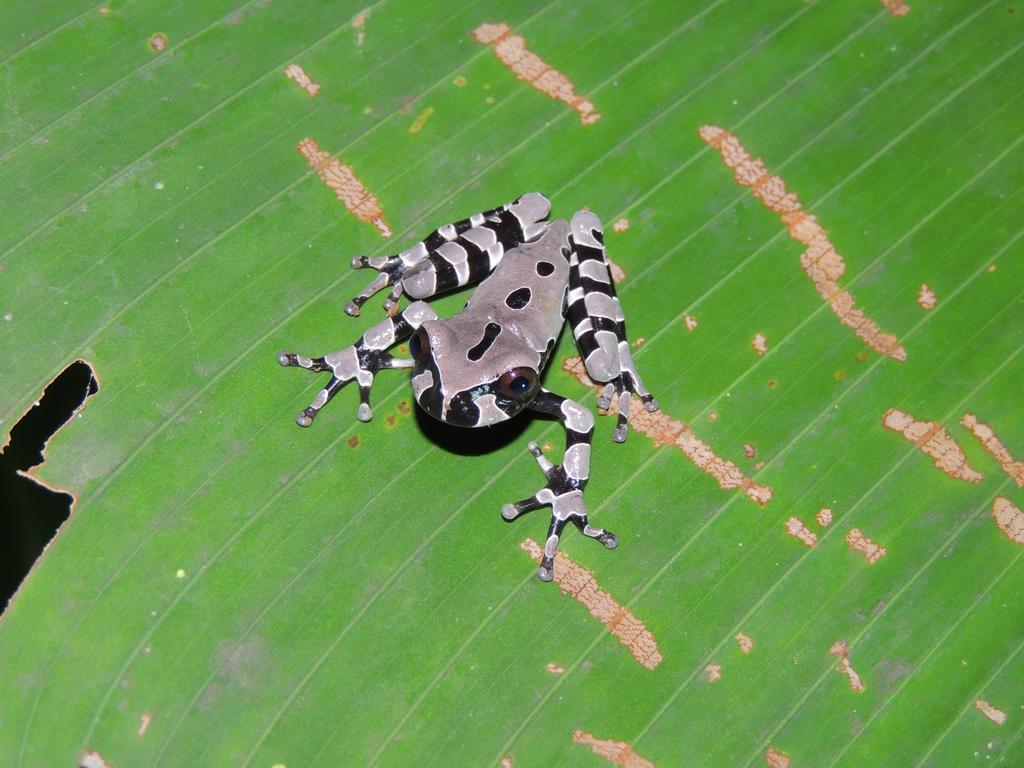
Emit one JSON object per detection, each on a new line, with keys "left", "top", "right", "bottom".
{"left": 278, "top": 193, "right": 658, "bottom": 581}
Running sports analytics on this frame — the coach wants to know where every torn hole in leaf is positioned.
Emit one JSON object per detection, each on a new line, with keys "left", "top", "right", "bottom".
{"left": 1, "top": 361, "right": 98, "bottom": 614}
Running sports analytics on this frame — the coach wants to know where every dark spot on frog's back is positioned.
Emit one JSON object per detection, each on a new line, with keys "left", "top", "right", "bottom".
{"left": 505, "top": 287, "right": 532, "bottom": 309}
{"left": 467, "top": 322, "right": 502, "bottom": 361}
{"left": 536, "top": 260, "right": 555, "bottom": 277}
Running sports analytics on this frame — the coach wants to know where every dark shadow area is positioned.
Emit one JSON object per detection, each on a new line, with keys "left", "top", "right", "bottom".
{"left": 1, "top": 361, "right": 97, "bottom": 614}
{"left": 412, "top": 402, "right": 535, "bottom": 457}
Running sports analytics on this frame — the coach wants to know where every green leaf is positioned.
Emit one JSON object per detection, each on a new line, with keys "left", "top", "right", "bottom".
{"left": 2, "top": 1, "right": 1022, "bottom": 766}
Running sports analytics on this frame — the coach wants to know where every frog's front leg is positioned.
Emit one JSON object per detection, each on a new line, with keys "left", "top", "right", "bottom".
{"left": 502, "top": 390, "right": 616, "bottom": 581}
{"left": 278, "top": 301, "right": 437, "bottom": 426}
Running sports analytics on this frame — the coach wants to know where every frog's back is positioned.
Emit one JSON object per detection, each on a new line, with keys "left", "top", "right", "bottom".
{"left": 457, "top": 219, "right": 570, "bottom": 356}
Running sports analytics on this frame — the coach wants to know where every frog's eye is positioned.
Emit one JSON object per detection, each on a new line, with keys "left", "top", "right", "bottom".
{"left": 497, "top": 367, "right": 538, "bottom": 399}
{"left": 410, "top": 327, "right": 430, "bottom": 363}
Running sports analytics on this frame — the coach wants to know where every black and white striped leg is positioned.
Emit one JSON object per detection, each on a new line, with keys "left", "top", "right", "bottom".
{"left": 501, "top": 390, "right": 613, "bottom": 582}
{"left": 400, "top": 192, "right": 552, "bottom": 300}
{"left": 566, "top": 210, "right": 659, "bottom": 443}
{"left": 345, "top": 207, "right": 498, "bottom": 316}
{"left": 278, "top": 301, "right": 437, "bottom": 426}
{"left": 345, "top": 193, "right": 552, "bottom": 316}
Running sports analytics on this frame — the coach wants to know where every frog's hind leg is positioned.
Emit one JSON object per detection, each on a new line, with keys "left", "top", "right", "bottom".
{"left": 566, "top": 211, "right": 658, "bottom": 443}
{"left": 502, "top": 390, "right": 615, "bottom": 581}
{"left": 346, "top": 193, "right": 551, "bottom": 316}
{"left": 345, "top": 213, "right": 488, "bottom": 317}
{"left": 278, "top": 301, "right": 437, "bottom": 426}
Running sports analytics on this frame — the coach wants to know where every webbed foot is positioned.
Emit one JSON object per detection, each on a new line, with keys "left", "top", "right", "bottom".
{"left": 277, "top": 303, "right": 433, "bottom": 427}
{"left": 502, "top": 442, "right": 617, "bottom": 582}
{"left": 345, "top": 254, "right": 407, "bottom": 317}
{"left": 278, "top": 345, "right": 387, "bottom": 426}
{"left": 597, "top": 372, "right": 659, "bottom": 443}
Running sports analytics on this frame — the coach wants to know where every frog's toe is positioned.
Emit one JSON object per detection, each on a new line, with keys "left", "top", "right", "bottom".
{"left": 345, "top": 271, "right": 392, "bottom": 317}
{"left": 278, "top": 351, "right": 319, "bottom": 369}
{"left": 599, "top": 531, "right": 618, "bottom": 549}
{"left": 537, "top": 559, "right": 555, "bottom": 582}
{"left": 501, "top": 494, "right": 546, "bottom": 522}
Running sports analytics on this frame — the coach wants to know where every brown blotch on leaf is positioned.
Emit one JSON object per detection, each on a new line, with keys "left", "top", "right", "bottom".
{"left": 699, "top": 125, "right": 907, "bottom": 361}
{"left": 284, "top": 64, "right": 320, "bottom": 96}
{"left": 880, "top": 0, "right": 911, "bottom": 16}
{"left": 767, "top": 379, "right": 778, "bottom": 390}
{"left": 785, "top": 517, "right": 818, "bottom": 548}
{"left": 736, "top": 632, "right": 755, "bottom": 654}
{"left": 608, "top": 258, "right": 627, "bottom": 284}
{"left": 684, "top": 314, "right": 698, "bottom": 331}
{"left": 743, "top": 443, "right": 756, "bottom": 459}
{"left": 138, "top": 713, "right": 152, "bottom": 736}
{"left": 962, "top": 414, "right": 1024, "bottom": 487}
{"left": 829, "top": 639, "right": 866, "bottom": 692}
{"left": 397, "top": 400, "right": 411, "bottom": 415}
{"left": 846, "top": 528, "right": 886, "bottom": 564}
{"left": 297, "top": 137, "right": 392, "bottom": 237}
{"left": 917, "top": 283, "right": 937, "bottom": 310}
{"left": 546, "top": 662, "right": 565, "bottom": 675}
{"left": 472, "top": 23, "right": 600, "bottom": 125}
{"left": 882, "top": 408, "right": 982, "bottom": 483}
{"left": 992, "top": 497, "right": 1024, "bottom": 544}
{"left": 571, "top": 730, "right": 655, "bottom": 768}
{"left": 976, "top": 699, "right": 1007, "bottom": 726}
{"left": 706, "top": 663, "right": 722, "bottom": 682}
{"left": 385, "top": 414, "right": 397, "bottom": 428}
{"left": 149, "top": 33, "right": 168, "bottom": 52}
{"left": 613, "top": 218, "right": 630, "bottom": 232}
{"left": 347, "top": 435, "right": 359, "bottom": 448}
{"left": 409, "top": 107, "right": 434, "bottom": 134}
{"left": 521, "top": 538, "right": 663, "bottom": 669}
{"left": 752, "top": 333, "right": 768, "bottom": 356}
{"left": 352, "top": 8, "right": 370, "bottom": 46}
{"left": 564, "top": 358, "right": 773, "bottom": 505}
{"left": 79, "top": 751, "right": 113, "bottom": 768}
{"left": 764, "top": 746, "right": 791, "bottom": 768}
{"left": 816, "top": 507, "right": 834, "bottom": 527}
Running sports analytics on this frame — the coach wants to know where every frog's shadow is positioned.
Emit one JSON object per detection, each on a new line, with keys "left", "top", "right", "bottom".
{"left": 412, "top": 405, "right": 541, "bottom": 457}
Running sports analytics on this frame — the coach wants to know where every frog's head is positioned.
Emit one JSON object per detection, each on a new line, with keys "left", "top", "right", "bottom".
{"left": 409, "top": 320, "right": 541, "bottom": 427}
